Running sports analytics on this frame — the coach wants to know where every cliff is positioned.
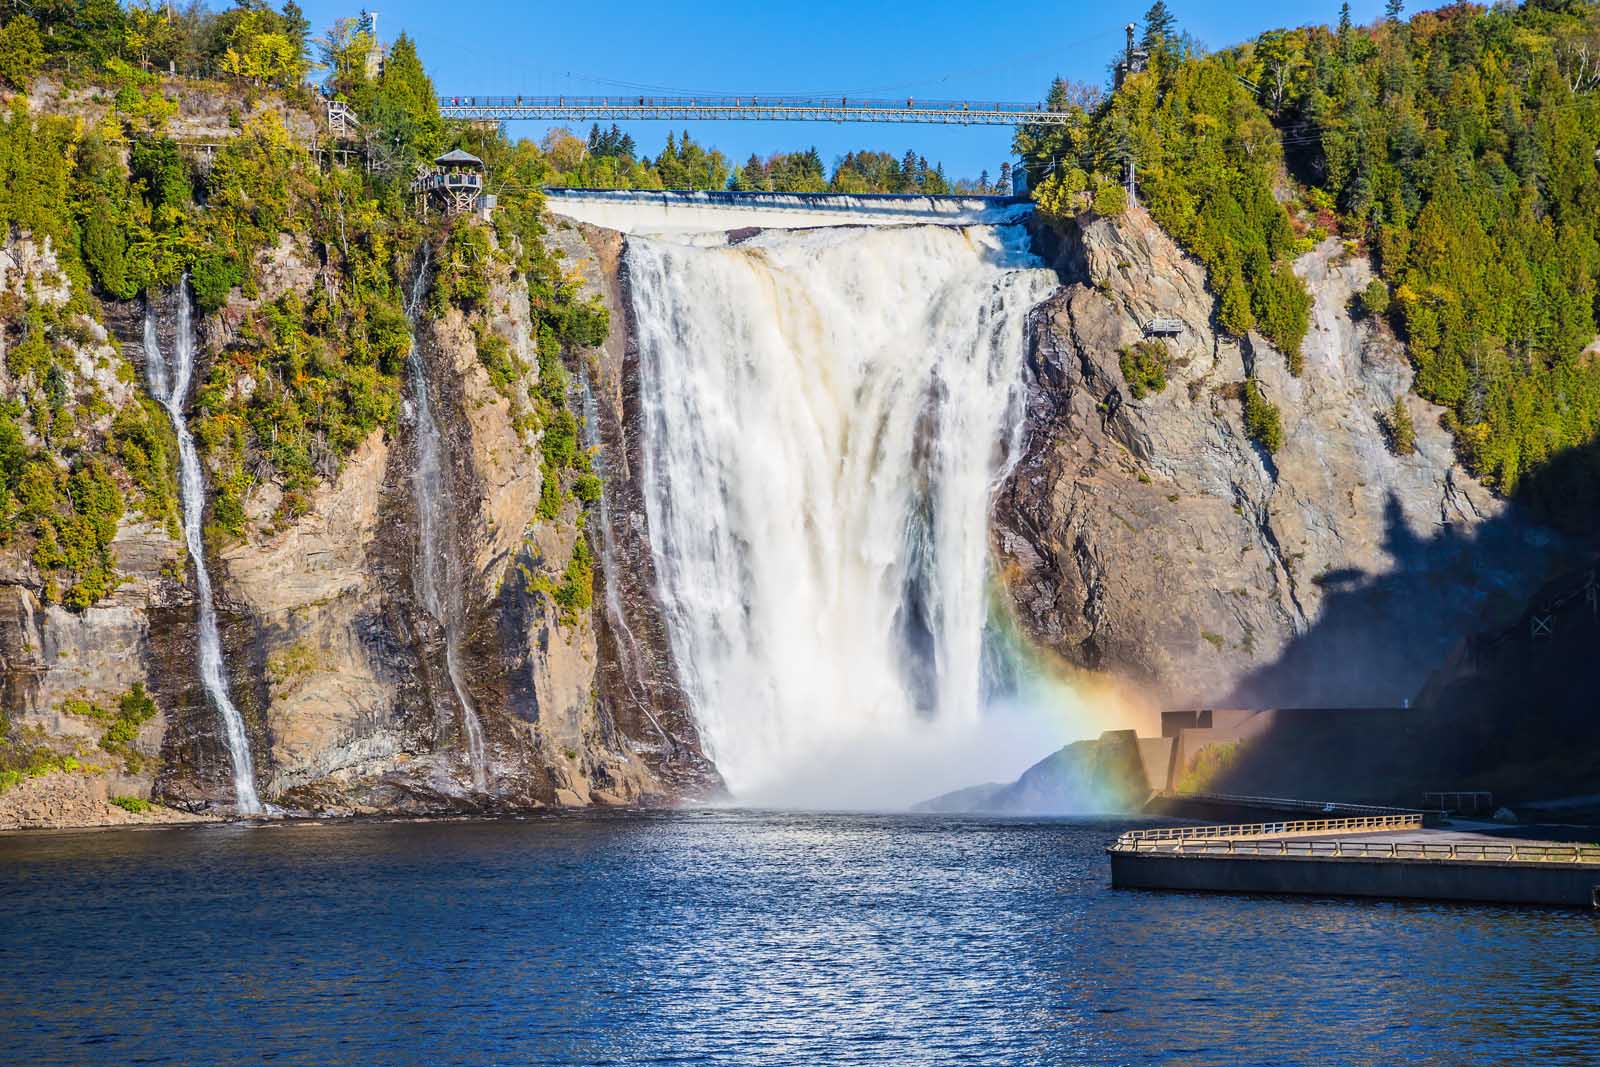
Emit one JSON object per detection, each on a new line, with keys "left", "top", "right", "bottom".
{"left": 995, "top": 206, "right": 1570, "bottom": 711}
{"left": 0, "top": 213, "right": 716, "bottom": 826}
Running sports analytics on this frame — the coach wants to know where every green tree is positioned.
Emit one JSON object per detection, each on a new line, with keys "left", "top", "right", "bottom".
{"left": 0, "top": 15, "right": 41, "bottom": 89}
{"left": 1142, "top": 2, "right": 1177, "bottom": 53}
{"left": 1386, "top": 395, "right": 1416, "bottom": 455}
{"left": 367, "top": 33, "right": 444, "bottom": 172}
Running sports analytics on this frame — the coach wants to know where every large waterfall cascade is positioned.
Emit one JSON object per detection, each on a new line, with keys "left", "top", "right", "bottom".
{"left": 143, "top": 283, "right": 263, "bottom": 814}
{"left": 627, "top": 221, "right": 1064, "bottom": 806}
{"left": 403, "top": 256, "right": 489, "bottom": 790}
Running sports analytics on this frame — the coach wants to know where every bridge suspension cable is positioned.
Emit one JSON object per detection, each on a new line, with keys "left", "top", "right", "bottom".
{"left": 437, "top": 95, "right": 1081, "bottom": 127}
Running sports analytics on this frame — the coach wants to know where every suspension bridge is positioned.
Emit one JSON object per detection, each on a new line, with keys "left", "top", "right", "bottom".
{"left": 435, "top": 95, "right": 1079, "bottom": 127}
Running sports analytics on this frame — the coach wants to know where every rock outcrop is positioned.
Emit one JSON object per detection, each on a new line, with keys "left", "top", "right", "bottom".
{"left": 995, "top": 208, "right": 1569, "bottom": 710}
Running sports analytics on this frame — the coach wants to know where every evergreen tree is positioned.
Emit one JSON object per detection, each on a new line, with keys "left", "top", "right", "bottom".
{"left": 900, "top": 150, "right": 919, "bottom": 192}
{"left": 369, "top": 33, "right": 444, "bottom": 170}
{"left": 1141, "top": 2, "right": 1176, "bottom": 52}
{"left": 997, "top": 161, "right": 1013, "bottom": 194}
{"left": 1046, "top": 75, "right": 1070, "bottom": 111}
{"left": 1384, "top": 0, "right": 1403, "bottom": 24}
{"left": 1337, "top": 2, "right": 1352, "bottom": 35}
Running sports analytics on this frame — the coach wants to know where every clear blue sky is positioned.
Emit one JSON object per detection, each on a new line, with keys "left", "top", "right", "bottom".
{"left": 296, "top": 0, "right": 1391, "bottom": 180}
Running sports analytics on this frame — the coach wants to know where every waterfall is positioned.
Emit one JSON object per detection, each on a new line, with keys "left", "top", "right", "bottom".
{"left": 143, "top": 282, "right": 262, "bottom": 815}
{"left": 627, "top": 223, "right": 1059, "bottom": 806}
{"left": 403, "top": 255, "right": 488, "bottom": 791}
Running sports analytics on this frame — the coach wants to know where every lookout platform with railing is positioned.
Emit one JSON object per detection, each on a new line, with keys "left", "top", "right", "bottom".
{"left": 1109, "top": 814, "right": 1600, "bottom": 909}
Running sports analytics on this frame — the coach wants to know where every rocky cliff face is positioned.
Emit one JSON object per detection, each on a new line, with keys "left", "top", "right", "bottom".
{"left": 544, "top": 222, "right": 720, "bottom": 797}
{"left": 0, "top": 219, "right": 716, "bottom": 827}
{"left": 995, "top": 207, "right": 1568, "bottom": 710}
{"left": 189, "top": 226, "right": 715, "bottom": 813}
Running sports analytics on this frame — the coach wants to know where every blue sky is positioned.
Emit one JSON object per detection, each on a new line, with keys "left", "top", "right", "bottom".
{"left": 296, "top": 0, "right": 1391, "bottom": 180}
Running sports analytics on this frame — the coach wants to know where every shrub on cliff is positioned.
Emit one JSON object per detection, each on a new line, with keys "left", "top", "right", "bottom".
{"left": 1356, "top": 279, "right": 1389, "bottom": 320}
{"left": 1242, "top": 380, "right": 1284, "bottom": 455}
{"left": 1386, "top": 396, "right": 1416, "bottom": 457}
{"left": 1091, "top": 178, "right": 1127, "bottom": 217}
{"left": 1119, "top": 341, "right": 1169, "bottom": 400}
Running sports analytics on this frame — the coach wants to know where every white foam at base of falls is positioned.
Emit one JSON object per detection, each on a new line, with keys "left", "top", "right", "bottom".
{"left": 144, "top": 283, "right": 262, "bottom": 815}
{"left": 629, "top": 222, "right": 1070, "bottom": 807}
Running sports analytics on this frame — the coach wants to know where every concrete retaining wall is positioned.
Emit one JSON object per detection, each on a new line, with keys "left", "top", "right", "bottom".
{"left": 1110, "top": 851, "right": 1600, "bottom": 909}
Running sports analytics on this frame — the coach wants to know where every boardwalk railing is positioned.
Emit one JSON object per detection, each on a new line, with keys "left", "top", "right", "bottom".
{"left": 1119, "top": 837, "right": 1600, "bottom": 865}
{"left": 1117, "top": 814, "right": 1423, "bottom": 846}
{"left": 1111, "top": 816, "right": 1600, "bottom": 865}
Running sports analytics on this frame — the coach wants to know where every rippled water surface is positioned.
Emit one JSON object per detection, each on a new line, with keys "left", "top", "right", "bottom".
{"left": 3, "top": 811, "right": 1597, "bottom": 1065}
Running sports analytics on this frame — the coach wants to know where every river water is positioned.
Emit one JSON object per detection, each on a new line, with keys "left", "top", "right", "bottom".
{"left": 2, "top": 812, "right": 1596, "bottom": 1065}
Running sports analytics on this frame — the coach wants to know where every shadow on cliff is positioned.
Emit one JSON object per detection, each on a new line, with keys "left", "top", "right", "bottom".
{"left": 1209, "top": 437, "right": 1600, "bottom": 804}
{"left": 1222, "top": 491, "right": 1562, "bottom": 709}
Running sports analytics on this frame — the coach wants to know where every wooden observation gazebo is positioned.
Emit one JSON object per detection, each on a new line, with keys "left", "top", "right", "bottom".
{"left": 412, "top": 149, "right": 489, "bottom": 218}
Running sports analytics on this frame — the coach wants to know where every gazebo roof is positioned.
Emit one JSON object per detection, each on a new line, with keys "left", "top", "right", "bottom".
{"left": 434, "top": 149, "right": 483, "bottom": 167}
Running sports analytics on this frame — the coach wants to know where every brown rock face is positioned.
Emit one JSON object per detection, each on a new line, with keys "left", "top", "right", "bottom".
{"left": 544, "top": 222, "right": 720, "bottom": 798}
{"left": 203, "top": 224, "right": 717, "bottom": 812}
{"left": 995, "top": 208, "right": 1566, "bottom": 709}
{"left": 2, "top": 220, "right": 717, "bottom": 827}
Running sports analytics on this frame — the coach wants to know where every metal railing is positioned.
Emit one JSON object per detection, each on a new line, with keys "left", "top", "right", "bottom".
{"left": 435, "top": 94, "right": 1081, "bottom": 126}
{"left": 1118, "top": 814, "right": 1424, "bottom": 846}
{"left": 1116, "top": 836, "right": 1600, "bottom": 865}
{"left": 1151, "top": 790, "right": 1433, "bottom": 818}
{"left": 1111, "top": 815, "right": 1600, "bottom": 866}
{"left": 1424, "top": 790, "right": 1494, "bottom": 815}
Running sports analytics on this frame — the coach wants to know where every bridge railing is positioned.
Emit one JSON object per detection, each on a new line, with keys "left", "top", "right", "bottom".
{"left": 436, "top": 95, "right": 1082, "bottom": 125}
{"left": 439, "top": 94, "right": 1071, "bottom": 115}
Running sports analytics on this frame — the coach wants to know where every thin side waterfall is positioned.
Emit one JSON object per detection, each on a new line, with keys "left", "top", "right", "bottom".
{"left": 580, "top": 376, "right": 671, "bottom": 751}
{"left": 403, "top": 253, "right": 488, "bottom": 790}
{"left": 144, "top": 281, "right": 262, "bottom": 814}
{"left": 628, "top": 223, "right": 1059, "bottom": 806}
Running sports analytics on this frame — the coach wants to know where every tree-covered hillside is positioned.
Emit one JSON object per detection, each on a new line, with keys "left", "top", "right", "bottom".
{"left": 0, "top": 1, "right": 608, "bottom": 608}
{"left": 1023, "top": 1, "right": 1600, "bottom": 527}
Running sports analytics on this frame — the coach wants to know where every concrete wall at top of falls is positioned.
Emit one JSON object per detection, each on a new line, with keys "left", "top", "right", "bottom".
{"left": 543, "top": 188, "right": 1034, "bottom": 235}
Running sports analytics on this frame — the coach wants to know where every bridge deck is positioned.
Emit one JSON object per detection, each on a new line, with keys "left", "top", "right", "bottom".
{"left": 438, "top": 95, "right": 1078, "bottom": 126}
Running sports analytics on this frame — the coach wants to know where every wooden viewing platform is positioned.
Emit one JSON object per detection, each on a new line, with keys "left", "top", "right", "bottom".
{"left": 1109, "top": 815, "right": 1600, "bottom": 909}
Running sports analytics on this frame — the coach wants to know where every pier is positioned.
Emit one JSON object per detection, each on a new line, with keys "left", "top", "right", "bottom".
{"left": 1108, "top": 815, "right": 1600, "bottom": 909}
